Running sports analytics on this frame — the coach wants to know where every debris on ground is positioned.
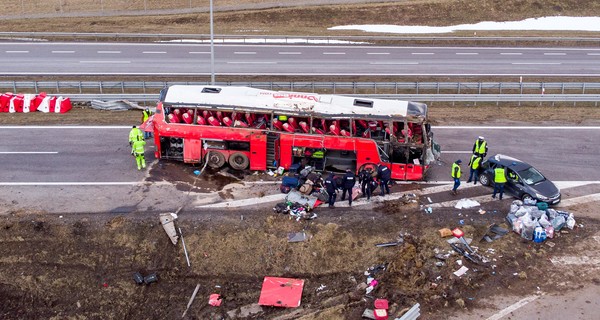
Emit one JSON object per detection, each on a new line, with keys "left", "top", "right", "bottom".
{"left": 287, "top": 232, "right": 309, "bottom": 243}
{"left": 182, "top": 284, "right": 201, "bottom": 318}
{"left": 208, "top": 293, "right": 222, "bottom": 307}
{"left": 455, "top": 198, "right": 480, "bottom": 209}
{"left": 481, "top": 224, "right": 509, "bottom": 243}
{"left": 438, "top": 228, "right": 453, "bottom": 237}
{"left": 273, "top": 201, "right": 317, "bottom": 221}
{"left": 159, "top": 212, "right": 179, "bottom": 245}
{"left": 506, "top": 200, "right": 576, "bottom": 242}
{"left": 258, "top": 277, "right": 304, "bottom": 308}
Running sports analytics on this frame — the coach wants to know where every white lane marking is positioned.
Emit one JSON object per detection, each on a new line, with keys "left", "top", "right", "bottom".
{"left": 367, "top": 52, "right": 390, "bottom": 55}
{"left": 79, "top": 60, "right": 131, "bottom": 64}
{"left": 370, "top": 62, "right": 419, "bottom": 65}
{"left": 441, "top": 151, "right": 472, "bottom": 154}
{"left": 456, "top": 52, "right": 478, "bottom": 55}
{"left": 226, "top": 61, "right": 276, "bottom": 64}
{"left": 0, "top": 182, "right": 139, "bottom": 186}
{"left": 234, "top": 51, "right": 256, "bottom": 54}
{"left": 97, "top": 51, "right": 121, "bottom": 54}
{"left": 0, "top": 151, "right": 58, "bottom": 154}
{"left": 52, "top": 50, "right": 75, "bottom": 53}
{"left": 142, "top": 51, "right": 167, "bottom": 54}
{"left": 412, "top": 52, "right": 434, "bottom": 55}
{"left": 512, "top": 62, "right": 561, "bottom": 65}
{"left": 485, "top": 295, "right": 541, "bottom": 320}
{"left": 278, "top": 52, "right": 301, "bottom": 55}
{"left": 556, "top": 193, "right": 600, "bottom": 207}
{"left": 433, "top": 126, "right": 600, "bottom": 129}
{"left": 323, "top": 52, "right": 346, "bottom": 55}
{"left": 544, "top": 52, "right": 566, "bottom": 55}
{"left": 5, "top": 50, "right": 29, "bottom": 53}
{"left": 500, "top": 52, "right": 522, "bottom": 55}
{"left": 189, "top": 51, "right": 210, "bottom": 54}
{"left": 553, "top": 181, "right": 600, "bottom": 189}
{"left": 587, "top": 53, "right": 600, "bottom": 56}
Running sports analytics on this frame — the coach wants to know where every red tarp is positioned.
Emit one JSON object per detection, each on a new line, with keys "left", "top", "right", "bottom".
{"left": 258, "top": 277, "right": 304, "bottom": 308}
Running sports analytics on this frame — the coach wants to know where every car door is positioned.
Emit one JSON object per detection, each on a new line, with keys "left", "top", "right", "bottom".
{"left": 504, "top": 168, "right": 520, "bottom": 197}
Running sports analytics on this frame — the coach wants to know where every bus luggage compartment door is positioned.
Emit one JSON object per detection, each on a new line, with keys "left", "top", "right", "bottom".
{"left": 183, "top": 138, "right": 202, "bottom": 163}
{"left": 405, "top": 164, "right": 424, "bottom": 180}
{"left": 391, "top": 163, "right": 407, "bottom": 180}
{"left": 250, "top": 134, "right": 267, "bottom": 170}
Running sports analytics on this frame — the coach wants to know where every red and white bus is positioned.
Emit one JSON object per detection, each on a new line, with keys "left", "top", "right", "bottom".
{"left": 150, "top": 85, "right": 437, "bottom": 180}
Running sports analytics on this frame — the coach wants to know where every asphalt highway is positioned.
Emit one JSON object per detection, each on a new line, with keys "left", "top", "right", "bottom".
{"left": 2, "top": 43, "right": 600, "bottom": 76}
{"left": 1, "top": 125, "right": 599, "bottom": 184}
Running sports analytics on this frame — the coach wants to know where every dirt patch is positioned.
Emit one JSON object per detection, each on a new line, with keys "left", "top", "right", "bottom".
{"left": 1, "top": 193, "right": 597, "bottom": 319}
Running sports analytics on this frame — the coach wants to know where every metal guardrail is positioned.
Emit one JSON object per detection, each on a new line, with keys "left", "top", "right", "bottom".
{"left": 1, "top": 32, "right": 600, "bottom": 44}
{"left": 63, "top": 93, "right": 600, "bottom": 103}
{"left": 2, "top": 81, "right": 600, "bottom": 95}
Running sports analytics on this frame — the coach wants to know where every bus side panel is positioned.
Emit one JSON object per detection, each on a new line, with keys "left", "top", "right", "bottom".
{"left": 355, "top": 140, "right": 380, "bottom": 169}
{"left": 391, "top": 163, "right": 407, "bottom": 180}
{"left": 405, "top": 164, "right": 424, "bottom": 180}
{"left": 183, "top": 138, "right": 202, "bottom": 163}
{"left": 250, "top": 134, "right": 267, "bottom": 170}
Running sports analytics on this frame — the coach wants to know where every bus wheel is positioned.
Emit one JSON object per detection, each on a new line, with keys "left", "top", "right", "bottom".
{"left": 359, "top": 163, "right": 377, "bottom": 174}
{"left": 229, "top": 152, "right": 249, "bottom": 170}
{"left": 207, "top": 152, "right": 226, "bottom": 169}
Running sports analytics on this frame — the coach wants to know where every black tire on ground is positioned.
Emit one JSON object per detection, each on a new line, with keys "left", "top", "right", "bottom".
{"left": 229, "top": 152, "right": 250, "bottom": 170}
{"left": 207, "top": 152, "right": 226, "bottom": 169}
{"left": 479, "top": 173, "right": 491, "bottom": 186}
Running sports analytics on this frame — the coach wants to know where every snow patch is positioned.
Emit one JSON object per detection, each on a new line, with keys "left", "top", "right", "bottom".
{"left": 329, "top": 16, "right": 600, "bottom": 34}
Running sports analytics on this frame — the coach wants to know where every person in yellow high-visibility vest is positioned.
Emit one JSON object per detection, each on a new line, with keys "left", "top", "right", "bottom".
{"left": 131, "top": 136, "right": 147, "bottom": 170}
{"left": 129, "top": 125, "right": 143, "bottom": 146}
{"left": 466, "top": 154, "right": 482, "bottom": 185}
{"left": 450, "top": 159, "right": 462, "bottom": 195}
{"left": 473, "top": 136, "right": 488, "bottom": 158}
{"left": 141, "top": 108, "right": 153, "bottom": 139}
{"left": 492, "top": 166, "right": 507, "bottom": 200}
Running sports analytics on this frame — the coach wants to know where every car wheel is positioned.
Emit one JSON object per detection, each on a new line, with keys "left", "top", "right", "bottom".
{"left": 229, "top": 152, "right": 249, "bottom": 170}
{"left": 521, "top": 193, "right": 534, "bottom": 202}
{"left": 207, "top": 152, "right": 226, "bottom": 169}
{"left": 479, "top": 173, "right": 491, "bottom": 186}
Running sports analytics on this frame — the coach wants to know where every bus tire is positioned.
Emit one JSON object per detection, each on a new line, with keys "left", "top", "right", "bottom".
{"left": 229, "top": 152, "right": 249, "bottom": 170}
{"left": 207, "top": 152, "right": 226, "bottom": 169}
{"left": 359, "top": 163, "right": 377, "bottom": 175}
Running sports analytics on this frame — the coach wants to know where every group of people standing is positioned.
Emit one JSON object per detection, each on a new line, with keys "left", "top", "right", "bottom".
{"left": 323, "top": 163, "right": 392, "bottom": 208}
{"left": 128, "top": 108, "right": 153, "bottom": 171}
{"left": 450, "top": 136, "right": 506, "bottom": 199}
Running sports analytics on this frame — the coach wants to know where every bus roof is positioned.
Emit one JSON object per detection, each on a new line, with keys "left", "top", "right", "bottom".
{"left": 161, "top": 85, "right": 427, "bottom": 119}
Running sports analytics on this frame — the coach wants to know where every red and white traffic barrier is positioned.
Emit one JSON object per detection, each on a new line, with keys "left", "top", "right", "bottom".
{"left": 0, "top": 91, "right": 72, "bottom": 113}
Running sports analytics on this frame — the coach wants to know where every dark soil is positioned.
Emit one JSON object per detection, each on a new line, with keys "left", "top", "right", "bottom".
{"left": 1, "top": 169, "right": 596, "bottom": 319}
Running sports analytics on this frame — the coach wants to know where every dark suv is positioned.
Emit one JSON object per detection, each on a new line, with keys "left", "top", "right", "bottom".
{"left": 478, "top": 154, "right": 561, "bottom": 204}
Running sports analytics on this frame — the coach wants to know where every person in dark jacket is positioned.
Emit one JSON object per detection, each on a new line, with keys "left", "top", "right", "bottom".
{"left": 377, "top": 164, "right": 391, "bottom": 196}
{"left": 359, "top": 167, "right": 372, "bottom": 195}
{"left": 366, "top": 177, "right": 379, "bottom": 201}
{"left": 324, "top": 173, "right": 337, "bottom": 208}
{"left": 341, "top": 168, "right": 357, "bottom": 206}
